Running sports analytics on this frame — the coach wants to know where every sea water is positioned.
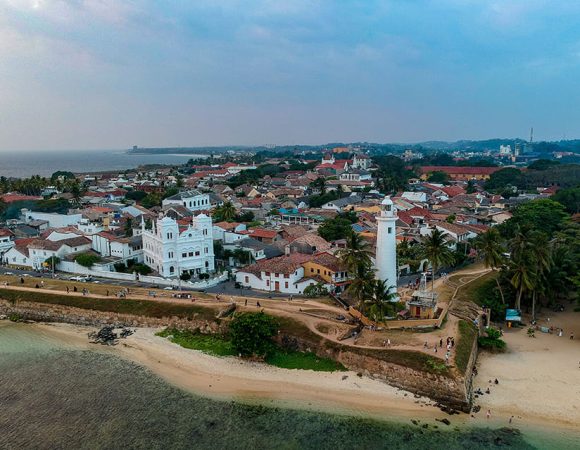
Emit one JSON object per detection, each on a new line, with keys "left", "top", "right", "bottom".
{"left": 0, "top": 322, "right": 571, "bottom": 450}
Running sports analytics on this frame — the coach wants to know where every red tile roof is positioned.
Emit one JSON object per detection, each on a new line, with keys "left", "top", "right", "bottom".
{"left": 1, "top": 193, "right": 42, "bottom": 203}
{"left": 417, "top": 166, "right": 502, "bottom": 175}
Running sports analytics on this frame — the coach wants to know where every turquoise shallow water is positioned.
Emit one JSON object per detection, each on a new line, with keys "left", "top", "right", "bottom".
{"left": 0, "top": 323, "right": 572, "bottom": 450}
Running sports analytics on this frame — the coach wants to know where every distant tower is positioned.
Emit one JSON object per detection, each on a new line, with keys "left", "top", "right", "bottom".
{"left": 375, "top": 197, "right": 398, "bottom": 294}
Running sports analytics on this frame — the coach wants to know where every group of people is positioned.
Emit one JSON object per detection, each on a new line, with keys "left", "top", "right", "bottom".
{"left": 424, "top": 336, "right": 455, "bottom": 364}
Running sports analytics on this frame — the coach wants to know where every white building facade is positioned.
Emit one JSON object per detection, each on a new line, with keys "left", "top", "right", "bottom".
{"left": 162, "top": 190, "right": 211, "bottom": 212}
{"left": 142, "top": 215, "right": 215, "bottom": 278}
{"left": 375, "top": 197, "right": 398, "bottom": 295}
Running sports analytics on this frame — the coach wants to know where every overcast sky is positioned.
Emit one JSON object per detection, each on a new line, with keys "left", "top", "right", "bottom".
{"left": 1, "top": 0, "right": 580, "bottom": 151}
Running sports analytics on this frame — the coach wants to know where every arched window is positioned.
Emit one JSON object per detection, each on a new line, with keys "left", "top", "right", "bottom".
{"left": 169, "top": 266, "right": 175, "bottom": 274}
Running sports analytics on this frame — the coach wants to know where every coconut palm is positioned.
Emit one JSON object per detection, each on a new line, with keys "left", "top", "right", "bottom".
{"left": 336, "top": 231, "right": 373, "bottom": 275}
{"left": 474, "top": 228, "right": 507, "bottom": 304}
{"left": 366, "top": 279, "right": 398, "bottom": 321}
{"left": 527, "top": 232, "right": 552, "bottom": 320}
{"left": 337, "top": 231, "right": 375, "bottom": 311}
{"left": 215, "top": 201, "right": 236, "bottom": 222}
{"left": 419, "top": 228, "right": 455, "bottom": 292}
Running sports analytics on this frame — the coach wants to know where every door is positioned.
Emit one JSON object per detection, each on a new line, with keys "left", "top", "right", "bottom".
{"left": 275, "top": 281, "right": 280, "bottom": 291}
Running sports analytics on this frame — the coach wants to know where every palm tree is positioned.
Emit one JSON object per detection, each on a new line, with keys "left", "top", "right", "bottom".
{"left": 419, "top": 228, "right": 455, "bottom": 292}
{"left": 366, "top": 279, "right": 398, "bottom": 321}
{"left": 527, "top": 232, "right": 552, "bottom": 320}
{"left": 216, "top": 201, "right": 236, "bottom": 222}
{"left": 336, "top": 231, "right": 373, "bottom": 275}
{"left": 337, "top": 231, "right": 374, "bottom": 311}
{"left": 347, "top": 266, "right": 375, "bottom": 311}
{"left": 474, "top": 228, "right": 506, "bottom": 304}
{"left": 509, "top": 252, "right": 534, "bottom": 311}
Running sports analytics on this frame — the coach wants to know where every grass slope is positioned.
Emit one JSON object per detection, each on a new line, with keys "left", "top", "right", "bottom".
{"left": 456, "top": 320, "right": 478, "bottom": 374}
{"left": 0, "top": 288, "right": 217, "bottom": 320}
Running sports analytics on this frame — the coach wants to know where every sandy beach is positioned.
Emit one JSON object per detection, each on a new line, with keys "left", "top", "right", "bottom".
{"left": 473, "top": 309, "right": 580, "bottom": 430}
{"left": 29, "top": 310, "right": 580, "bottom": 439}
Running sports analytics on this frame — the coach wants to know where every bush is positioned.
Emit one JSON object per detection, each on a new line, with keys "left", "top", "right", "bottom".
{"left": 303, "top": 282, "right": 328, "bottom": 298}
{"left": 478, "top": 327, "right": 507, "bottom": 351}
{"left": 133, "top": 264, "right": 152, "bottom": 275}
{"left": 230, "top": 312, "right": 279, "bottom": 357}
{"left": 180, "top": 272, "right": 191, "bottom": 281}
{"left": 75, "top": 253, "right": 101, "bottom": 268}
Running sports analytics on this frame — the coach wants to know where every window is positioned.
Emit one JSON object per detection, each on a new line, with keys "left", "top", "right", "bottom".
{"left": 182, "top": 252, "right": 187, "bottom": 258}
{"left": 245, "top": 276, "right": 249, "bottom": 283}
{"left": 204, "top": 247, "right": 208, "bottom": 254}
{"left": 310, "top": 268, "right": 314, "bottom": 273}
{"left": 285, "top": 282, "right": 288, "bottom": 289}
{"left": 169, "top": 266, "right": 174, "bottom": 274}
{"left": 284, "top": 274, "right": 289, "bottom": 279}
{"left": 317, "top": 269, "right": 320, "bottom": 274}
{"left": 274, "top": 273, "right": 279, "bottom": 278}
{"left": 189, "top": 252, "right": 194, "bottom": 257}
{"left": 265, "top": 271, "right": 270, "bottom": 276}
{"left": 266, "top": 280, "right": 270, "bottom": 287}
{"left": 195, "top": 251, "right": 200, "bottom": 256}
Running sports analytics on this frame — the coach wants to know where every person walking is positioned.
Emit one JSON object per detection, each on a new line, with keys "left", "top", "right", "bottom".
{"left": 244, "top": 299, "right": 248, "bottom": 306}
{"left": 66, "top": 286, "right": 70, "bottom": 294}
{"left": 486, "top": 410, "right": 491, "bottom": 420}
{"left": 571, "top": 332, "right": 575, "bottom": 340}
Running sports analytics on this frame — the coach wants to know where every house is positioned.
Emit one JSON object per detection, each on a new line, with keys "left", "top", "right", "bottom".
{"left": 142, "top": 215, "right": 214, "bottom": 278}
{"left": 27, "top": 236, "right": 92, "bottom": 270}
{"left": 416, "top": 166, "right": 502, "bottom": 181}
{"left": 241, "top": 228, "right": 279, "bottom": 244}
{"left": 21, "top": 209, "right": 83, "bottom": 229}
{"left": 4, "top": 239, "right": 34, "bottom": 267}
{"left": 212, "top": 222, "right": 247, "bottom": 244}
{"left": 0, "top": 229, "right": 15, "bottom": 261}
{"left": 235, "top": 253, "right": 316, "bottom": 294}
{"left": 286, "top": 233, "right": 331, "bottom": 255}
{"left": 301, "top": 252, "right": 350, "bottom": 293}
{"left": 401, "top": 192, "right": 428, "bottom": 203}
{"left": 162, "top": 190, "right": 211, "bottom": 212}
{"left": 321, "top": 194, "right": 362, "bottom": 212}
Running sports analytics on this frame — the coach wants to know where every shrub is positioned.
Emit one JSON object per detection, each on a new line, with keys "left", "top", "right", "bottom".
{"left": 230, "top": 312, "right": 279, "bottom": 357}
{"left": 478, "top": 327, "right": 507, "bottom": 351}
{"left": 304, "top": 282, "right": 328, "bottom": 298}
{"left": 75, "top": 253, "right": 101, "bottom": 268}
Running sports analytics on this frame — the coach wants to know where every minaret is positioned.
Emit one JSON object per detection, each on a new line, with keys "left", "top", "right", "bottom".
{"left": 376, "top": 196, "right": 398, "bottom": 294}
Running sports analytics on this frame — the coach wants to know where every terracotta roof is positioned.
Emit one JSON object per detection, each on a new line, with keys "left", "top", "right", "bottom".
{"left": 417, "top": 166, "right": 502, "bottom": 175}
{"left": 309, "top": 252, "right": 345, "bottom": 272}
{"left": 1, "top": 193, "right": 42, "bottom": 203}
{"left": 240, "top": 253, "right": 312, "bottom": 277}
{"left": 243, "top": 228, "right": 278, "bottom": 239}
{"left": 289, "top": 233, "right": 331, "bottom": 252}
{"left": 214, "top": 221, "right": 242, "bottom": 231}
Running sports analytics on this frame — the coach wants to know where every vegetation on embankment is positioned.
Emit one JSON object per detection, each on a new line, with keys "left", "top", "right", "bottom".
{"left": 456, "top": 320, "right": 478, "bottom": 374}
{"left": 156, "top": 327, "right": 345, "bottom": 372}
{"left": 0, "top": 288, "right": 217, "bottom": 321}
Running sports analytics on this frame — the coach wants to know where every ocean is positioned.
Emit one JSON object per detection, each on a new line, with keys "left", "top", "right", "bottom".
{"left": 0, "top": 322, "right": 572, "bottom": 450}
{"left": 0, "top": 150, "right": 204, "bottom": 178}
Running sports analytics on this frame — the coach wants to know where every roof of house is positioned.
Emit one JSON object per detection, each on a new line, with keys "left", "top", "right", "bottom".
{"left": 289, "top": 233, "right": 331, "bottom": 252}
{"left": 214, "top": 221, "right": 242, "bottom": 231}
{"left": 242, "top": 228, "right": 278, "bottom": 239}
{"left": 239, "top": 253, "right": 312, "bottom": 277}
{"left": 417, "top": 166, "right": 502, "bottom": 175}
{"left": 164, "top": 189, "right": 204, "bottom": 201}
{"left": 436, "top": 222, "right": 472, "bottom": 236}
{"left": 308, "top": 252, "right": 345, "bottom": 272}
{"left": 1, "top": 193, "right": 42, "bottom": 203}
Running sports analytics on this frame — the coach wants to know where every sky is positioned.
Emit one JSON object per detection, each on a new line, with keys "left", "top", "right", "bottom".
{"left": 1, "top": 0, "right": 580, "bottom": 151}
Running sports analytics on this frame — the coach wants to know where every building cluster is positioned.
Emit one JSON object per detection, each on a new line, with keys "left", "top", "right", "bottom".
{"left": 0, "top": 146, "right": 560, "bottom": 298}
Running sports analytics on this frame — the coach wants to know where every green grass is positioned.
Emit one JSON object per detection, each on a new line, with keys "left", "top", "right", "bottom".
{"left": 157, "top": 327, "right": 345, "bottom": 371}
{"left": 0, "top": 288, "right": 217, "bottom": 321}
{"left": 265, "top": 350, "right": 346, "bottom": 371}
{"left": 346, "top": 346, "right": 452, "bottom": 377}
{"left": 456, "top": 320, "right": 478, "bottom": 374}
{"left": 156, "top": 328, "right": 235, "bottom": 356}
{"left": 453, "top": 272, "right": 498, "bottom": 306}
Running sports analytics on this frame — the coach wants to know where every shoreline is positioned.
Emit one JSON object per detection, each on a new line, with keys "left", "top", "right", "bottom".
{"left": 21, "top": 321, "right": 580, "bottom": 440}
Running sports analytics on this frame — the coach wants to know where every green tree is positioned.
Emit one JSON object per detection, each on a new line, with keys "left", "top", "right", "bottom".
{"left": 366, "top": 280, "right": 398, "bottom": 321}
{"left": 125, "top": 190, "right": 148, "bottom": 202}
{"left": 337, "top": 232, "right": 374, "bottom": 310}
{"left": 318, "top": 217, "right": 353, "bottom": 241}
{"left": 466, "top": 180, "right": 477, "bottom": 194}
{"left": 474, "top": 228, "right": 507, "bottom": 304}
{"left": 427, "top": 171, "right": 449, "bottom": 184}
{"left": 527, "top": 159, "right": 560, "bottom": 171}
{"left": 310, "top": 177, "right": 327, "bottom": 195}
{"left": 551, "top": 187, "right": 580, "bottom": 214}
{"left": 75, "top": 253, "right": 101, "bottom": 268}
{"left": 213, "top": 201, "right": 236, "bottom": 222}
{"left": 484, "top": 168, "right": 523, "bottom": 192}
{"left": 230, "top": 312, "right": 279, "bottom": 357}
{"left": 508, "top": 199, "right": 569, "bottom": 236}
{"left": 419, "top": 229, "right": 455, "bottom": 292}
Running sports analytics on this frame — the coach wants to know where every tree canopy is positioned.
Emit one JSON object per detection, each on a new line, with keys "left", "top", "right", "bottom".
{"left": 229, "top": 312, "right": 279, "bottom": 357}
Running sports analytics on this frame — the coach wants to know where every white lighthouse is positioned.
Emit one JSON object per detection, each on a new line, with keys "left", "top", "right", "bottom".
{"left": 375, "top": 196, "right": 398, "bottom": 294}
